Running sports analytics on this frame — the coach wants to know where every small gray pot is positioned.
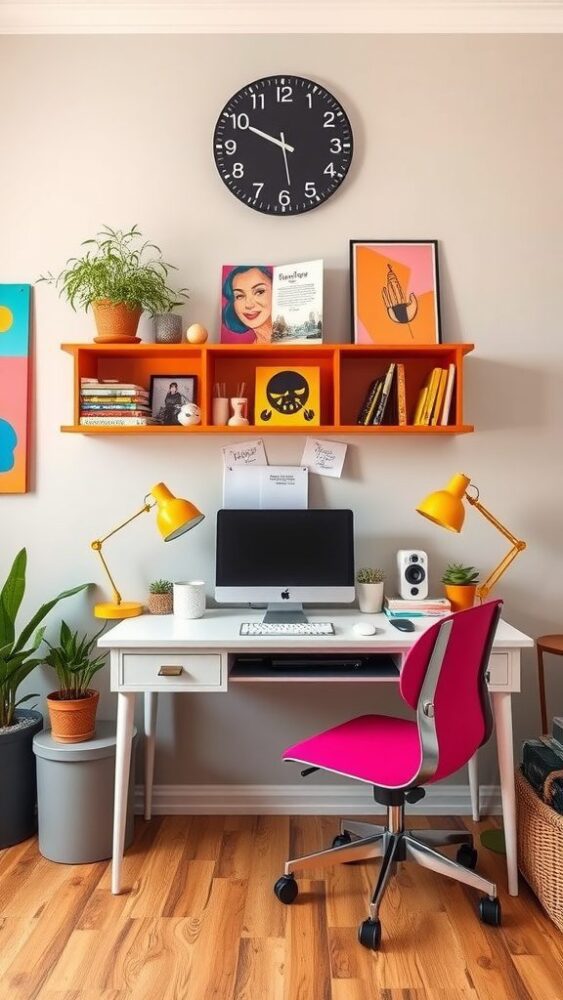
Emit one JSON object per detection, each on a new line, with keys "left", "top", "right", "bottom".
{"left": 155, "top": 313, "right": 183, "bottom": 344}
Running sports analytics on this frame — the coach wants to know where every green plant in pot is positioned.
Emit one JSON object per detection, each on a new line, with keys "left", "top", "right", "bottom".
{"left": 0, "top": 549, "right": 88, "bottom": 848}
{"left": 39, "top": 224, "right": 188, "bottom": 344}
{"left": 44, "top": 621, "right": 107, "bottom": 744}
{"left": 148, "top": 579, "right": 173, "bottom": 615}
{"left": 442, "top": 562, "right": 480, "bottom": 612}
{"left": 356, "top": 567, "right": 385, "bottom": 614}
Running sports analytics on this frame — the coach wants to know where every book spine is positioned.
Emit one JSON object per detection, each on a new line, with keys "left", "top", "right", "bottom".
{"left": 430, "top": 369, "right": 448, "bottom": 425}
{"left": 80, "top": 410, "right": 151, "bottom": 418}
{"left": 373, "top": 363, "right": 396, "bottom": 425}
{"left": 79, "top": 417, "right": 153, "bottom": 426}
{"left": 356, "top": 379, "right": 379, "bottom": 424}
{"left": 413, "top": 387, "right": 428, "bottom": 425}
{"left": 440, "top": 364, "right": 456, "bottom": 426}
{"left": 420, "top": 368, "right": 440, "bottom": 425}
{"left": 364, "top": 379, "right": 383, "bottom": 424}
{"left": 396, "top": 363, "right": 407, "bottom": 425}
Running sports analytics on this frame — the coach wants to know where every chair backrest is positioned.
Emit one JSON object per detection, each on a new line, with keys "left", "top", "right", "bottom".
{"left": 400, "top": 600, "right": 502, "bottom": 783}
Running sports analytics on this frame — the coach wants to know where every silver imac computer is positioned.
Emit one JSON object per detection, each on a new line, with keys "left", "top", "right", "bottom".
{"left": 215, "top": 509, "right": 355, "bottom": 623}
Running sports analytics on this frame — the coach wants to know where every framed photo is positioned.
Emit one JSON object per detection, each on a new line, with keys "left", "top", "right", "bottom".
{"left": 150, "top": 375, "right": 196, "bottom": 425}
{"left": 350, "top": 240, "right": 441, "bottom": 345}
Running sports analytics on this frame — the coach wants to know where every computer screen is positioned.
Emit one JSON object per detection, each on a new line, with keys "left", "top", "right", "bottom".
{"left": 215, "top": 509, "right": 355, "bottom": 606}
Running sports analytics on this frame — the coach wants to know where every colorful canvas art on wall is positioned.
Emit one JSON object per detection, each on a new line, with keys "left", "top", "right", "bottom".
{"left": 0, "top": 285, "right": 31, "bottom": 493}
{"left": 255, "top": 366, "right": 320, "bottom": 426}
{"left": 350, "top": 241, "right": 441, "bottom": 345}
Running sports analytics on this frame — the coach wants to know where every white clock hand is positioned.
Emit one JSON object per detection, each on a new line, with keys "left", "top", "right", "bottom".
{"left": 280, "top": 131, "right": 291, "bottom": 186}
{"left": 248, "top": 125, "right": 295, "bottom": 154}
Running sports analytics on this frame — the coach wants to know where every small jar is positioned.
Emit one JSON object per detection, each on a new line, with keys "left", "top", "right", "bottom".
{"left": 155, "top": 314, "right": 183, "bottom": 344}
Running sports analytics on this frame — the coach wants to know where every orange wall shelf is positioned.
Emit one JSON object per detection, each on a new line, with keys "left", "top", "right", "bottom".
{"left": 61, "top": 342, "right": 474, "bottom": 435}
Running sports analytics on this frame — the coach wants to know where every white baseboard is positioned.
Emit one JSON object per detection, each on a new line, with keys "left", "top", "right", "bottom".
{"left": 134, "top": 783, "right": 502, "bottom": 816}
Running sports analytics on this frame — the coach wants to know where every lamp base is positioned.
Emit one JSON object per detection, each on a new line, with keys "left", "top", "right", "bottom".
{"left": 94, "top": 601, "right": 144, "bottom": 620}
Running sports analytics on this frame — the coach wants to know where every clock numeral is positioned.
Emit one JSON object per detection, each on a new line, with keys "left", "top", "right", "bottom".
{"left": 252, "top": 182, "right": 264, "bottom": 198}
{"left": 323, "top": 111, "right": 336, "bottom": 127}
{"left": 229, "top": 113, "right": 249, "bottom": 130}
{"left": 306, "top": 93, "right": 313, "bottom": 109}
{"left": 324, "top": 162, "right": 336, "bottom": 177}
{"left": 232, "top": 162, "right": 244, "bottom": 178}
{"left": 330, "top": 137, "right": 342, "bottom": 153}
{"left": 305, "top": 181, "right": 317, "bottom": 198}
{"left": 276, "top": 85, "right": 293, "bottom": 103}
{"left": 250, "top": 92, "right": 265, "bottom": 110}
{"left": 278, "top": 189, "right": 291, "bottom": 207}
{"left": 225, "top": 139, "right": 237, "bottom": 155}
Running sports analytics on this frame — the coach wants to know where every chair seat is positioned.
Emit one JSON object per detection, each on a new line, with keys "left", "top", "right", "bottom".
{"left": 283, "top": 714, "right": 423, "bottom": 789}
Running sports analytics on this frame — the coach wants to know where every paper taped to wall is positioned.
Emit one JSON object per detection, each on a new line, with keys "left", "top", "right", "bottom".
{"left": 223, "top": 465, "right": 308, "bottom": 509}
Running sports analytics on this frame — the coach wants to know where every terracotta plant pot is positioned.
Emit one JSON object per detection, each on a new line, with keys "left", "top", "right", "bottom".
{"left": 444, "top": 583, "right": 477, "bottom": 612}
{"left": 148, "top": 592, "right": 173, "bottom": 615}
{"left": 92, "top": 300, "right": 143, "bottom": 343}
{"left": 47, "top": 690, "right": 99, "bottom": 744}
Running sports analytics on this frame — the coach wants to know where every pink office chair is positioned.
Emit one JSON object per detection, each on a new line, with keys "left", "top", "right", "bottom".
{"left": 274, "top": 601, "right": 503, "bottom": 950}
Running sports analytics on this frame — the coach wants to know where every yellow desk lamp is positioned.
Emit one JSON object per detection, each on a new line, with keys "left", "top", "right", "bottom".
{"left": 416, "top": 473, "right": 526, "bottom": 600}
{"left": 91, "top": 482, "right": 204, "bottom": 619}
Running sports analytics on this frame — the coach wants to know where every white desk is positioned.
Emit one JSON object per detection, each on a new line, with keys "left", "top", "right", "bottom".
{"left": 100, "top": 609, "right": 533, "bottom": 895}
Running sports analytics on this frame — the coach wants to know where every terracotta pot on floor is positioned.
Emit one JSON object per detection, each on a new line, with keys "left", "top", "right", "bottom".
{"left": 47, "top": 690, "right": 99, "bottom": 744}
{"left": 92, "top": 300, "right": 143, "bottom": 343}
{"left": 444, "top": 583, "right": 477, "bottom": 612}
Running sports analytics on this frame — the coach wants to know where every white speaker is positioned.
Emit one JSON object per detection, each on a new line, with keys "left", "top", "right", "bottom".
{"left": 397, "top": 550, "right": 428, "bottom": 600}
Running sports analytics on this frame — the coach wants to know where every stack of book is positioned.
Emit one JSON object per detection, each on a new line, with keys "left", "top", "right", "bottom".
{"left": 384, "top": 597, "right": 452, "bottom": 618}
{"left": 79, "top": 379, "right": 153, "bottom": 426}
{"left": 413, "top": 363, "right": 455, "bottom": 426}
{"left": 356, "top": 362, "right": 407, "bottom": 426}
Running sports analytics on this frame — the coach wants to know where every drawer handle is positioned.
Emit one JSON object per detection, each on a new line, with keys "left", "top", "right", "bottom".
{"left": 158, "top": 665, "right": 184, "bottom": 677}
{"left": 486, "top": 670, "right": 491, "bottom": 683}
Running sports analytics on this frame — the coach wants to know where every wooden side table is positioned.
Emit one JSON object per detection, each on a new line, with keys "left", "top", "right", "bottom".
{"left": 536, "top": 635, "right": 563, "bottom": 733}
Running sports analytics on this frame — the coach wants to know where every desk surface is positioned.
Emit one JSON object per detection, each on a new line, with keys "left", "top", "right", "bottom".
{"left": 99, "top": 608, "right": 533, "bottom": 651}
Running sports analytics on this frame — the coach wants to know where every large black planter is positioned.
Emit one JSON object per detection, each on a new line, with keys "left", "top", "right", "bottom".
{"left": 0, "top": 709, "right": 43, "bottom": 849}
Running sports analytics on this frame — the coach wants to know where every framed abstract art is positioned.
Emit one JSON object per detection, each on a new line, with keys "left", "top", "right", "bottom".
{"left": 0, "top": 284, "right": 31, "bottom": 493}
{"left": 350, "top": 240, "right": 441, "bottom": 346}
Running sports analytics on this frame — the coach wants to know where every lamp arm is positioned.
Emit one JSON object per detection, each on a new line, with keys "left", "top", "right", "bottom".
{"left": 91, "top": 501, "right": 152, "bottom": 607}
{"left": 466, "top": 495, "right": 527, "bottom": 600}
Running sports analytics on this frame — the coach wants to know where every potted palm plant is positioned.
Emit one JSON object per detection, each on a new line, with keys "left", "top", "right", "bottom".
{"left": 356, "top": 567, "right": 385, "bottom": 613}
{"left": 44, "top": 622, "right": 107, "bottom": 743}
{"left": 39, "top": 224, "right": 188, "bottom": 343}
{"left": 0, "top": 549, "right": 88, "bottom": 848}
{"left": 442, "top": 562, "right": 480, "bottom": 611}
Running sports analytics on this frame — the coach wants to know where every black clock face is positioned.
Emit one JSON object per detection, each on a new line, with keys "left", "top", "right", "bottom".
{"left": 213, "top": 75, "right": 353, "bottom": 216}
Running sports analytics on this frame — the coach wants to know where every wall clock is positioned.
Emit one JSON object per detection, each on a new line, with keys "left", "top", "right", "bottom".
{"left": 213, "top": 75, "right": 353, "bottom": 216}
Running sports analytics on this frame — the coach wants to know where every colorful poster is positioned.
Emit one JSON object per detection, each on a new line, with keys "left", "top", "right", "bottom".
{"left": 221, "top": 260, "right": 323, "bottom": 345}
{"left": 0, "top": 285, "right": 31, "bottom": 493}
{"left": 351, "top": 241, "right": 441, "bottom": 345}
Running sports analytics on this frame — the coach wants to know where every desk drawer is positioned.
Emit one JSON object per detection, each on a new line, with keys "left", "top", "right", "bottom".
{"left": 487, "top": 653, "right": 509, "bottom": 687}
{"left": 121, "top": 652, "right": 222, "bottom": 689}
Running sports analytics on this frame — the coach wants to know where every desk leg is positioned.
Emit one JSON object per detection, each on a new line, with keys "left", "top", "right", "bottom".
{"left": 112, "top": 691, "right": 135, "bottom": 895}
{"left": 144, "top": 692, "right": 158, "bottom": 821}
{"left": 468, "top": 753, "right": 480, "bottom": 822}
{"left": 491, "top": 691, "right": 518, "bottom": 896}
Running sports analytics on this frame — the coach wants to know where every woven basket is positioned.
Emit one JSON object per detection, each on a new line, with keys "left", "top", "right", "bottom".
{"left": 516, "top": 767, "right": 563, "bottom": 931}
{"left": 148, "top": 593, "right": 173, "bottom": 615}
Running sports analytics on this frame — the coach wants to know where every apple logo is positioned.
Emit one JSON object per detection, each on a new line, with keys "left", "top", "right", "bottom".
{"left": 281, "top": 589, "right": 290, "bottom": 600}
{"left": 0, "top": 418, "right": 17, "bottom": 473}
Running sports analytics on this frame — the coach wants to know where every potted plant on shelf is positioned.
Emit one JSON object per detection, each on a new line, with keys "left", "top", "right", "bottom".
{"left": 442, "top": 562, "right": 480, "bottom": 611}
{"left": 39, "top": 224, "right": 188, "bottom": 344}
{"left": 44, "top": 621, "right": 107, "bottom": 744}
{"left": 0, "top": 549, "right": 88, "bottom": 848}
{"left": 356, "top": 567, "right": 385, "bottom": 613}
{"left": 148, "top": 579, "right": 173, "bottom": 615}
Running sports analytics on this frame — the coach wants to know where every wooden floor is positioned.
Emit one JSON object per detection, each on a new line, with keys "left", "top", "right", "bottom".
{"left": 0, "top": 814, "right": 562, "bottom": 999}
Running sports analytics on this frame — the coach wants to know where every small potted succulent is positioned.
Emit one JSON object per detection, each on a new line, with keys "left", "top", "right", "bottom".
{"left": 39, "top": 224, "right": 188, "bottom": 344}
{"left": 148, "top": 579, "right": 173, "bottom": 615}
{"left": 356, "top": 567, "right": 385, "bottom": 614}
{"left": 0, "top": 549, "right": 88, "bottom": 847}
{"left": 44, "top": 622, "right": 107, "bottom": 744}
{"left": 442, "top": 562, "right": 480, "bottom": 611}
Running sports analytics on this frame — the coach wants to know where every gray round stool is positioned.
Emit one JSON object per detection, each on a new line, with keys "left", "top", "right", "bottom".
{"left": 33, "top": 721, "right": 137, "bottom": 864}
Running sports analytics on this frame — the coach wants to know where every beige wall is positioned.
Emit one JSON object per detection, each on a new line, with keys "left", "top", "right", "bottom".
{"left": 1, "top": 34, "right": 562, "bottom": 787}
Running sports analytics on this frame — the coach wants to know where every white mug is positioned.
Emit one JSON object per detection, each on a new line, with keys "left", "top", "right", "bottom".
{"left": 173, "top": 581, "right": 206, "bottom": 620}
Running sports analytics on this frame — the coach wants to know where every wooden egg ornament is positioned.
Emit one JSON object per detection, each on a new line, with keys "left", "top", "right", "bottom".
{"left": 186, "top": 323, "right": 208, "bottom": 344}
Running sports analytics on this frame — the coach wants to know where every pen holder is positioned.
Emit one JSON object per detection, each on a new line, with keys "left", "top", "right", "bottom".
{"left": 228, "top": 397, "right": 249, "bottom": 426}
{"left": 212, "top": 397, "right": 229, "bottom": 426}
{"left": 173, "top": 581, "right": 206, "bottom": 620}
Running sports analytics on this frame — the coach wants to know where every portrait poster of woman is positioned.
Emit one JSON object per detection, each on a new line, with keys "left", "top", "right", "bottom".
{"left": 350, "top": 240, "right": 441, "bottom": 345}
{"left": 221, "top": 265, "right": 274, "bottom": 344}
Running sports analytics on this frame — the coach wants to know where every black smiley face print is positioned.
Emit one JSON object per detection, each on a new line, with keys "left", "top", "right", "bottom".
{"left": 260, "top": 370, "right": 316, "bottom": 422}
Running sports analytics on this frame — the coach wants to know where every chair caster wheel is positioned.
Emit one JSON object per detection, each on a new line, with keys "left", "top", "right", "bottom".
{"left": 358, "top": 918, "right": 381, "bottom": 951}
{"left": 479, "top": 896, "right": 502, "bottom": 926}
{"left": 457, "top": 844, "right": 478, "bottom": 869}
{"left": 274, "top": 874, "right": 298, "bottom": 905}
{"left": 332, "top": 832, "right": 352, "bottom": 849}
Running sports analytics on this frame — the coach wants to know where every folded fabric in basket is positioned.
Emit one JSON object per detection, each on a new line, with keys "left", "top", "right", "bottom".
{"left": 522, "top": 737, "right": 563, "bottom": 815}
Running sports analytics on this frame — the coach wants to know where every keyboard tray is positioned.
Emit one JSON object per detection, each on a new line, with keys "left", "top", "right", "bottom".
{"left": 229, "top": 653, "right": 399, "bottom": 681}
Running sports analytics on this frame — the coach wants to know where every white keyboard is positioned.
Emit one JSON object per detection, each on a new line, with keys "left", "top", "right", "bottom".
{"left": 240, "top": 622, "right": 335, "bottom": 636}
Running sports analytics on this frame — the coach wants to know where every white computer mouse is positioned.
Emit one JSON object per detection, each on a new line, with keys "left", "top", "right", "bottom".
{"left": 353, "top": 621, "right": 377, "bottom": 636}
